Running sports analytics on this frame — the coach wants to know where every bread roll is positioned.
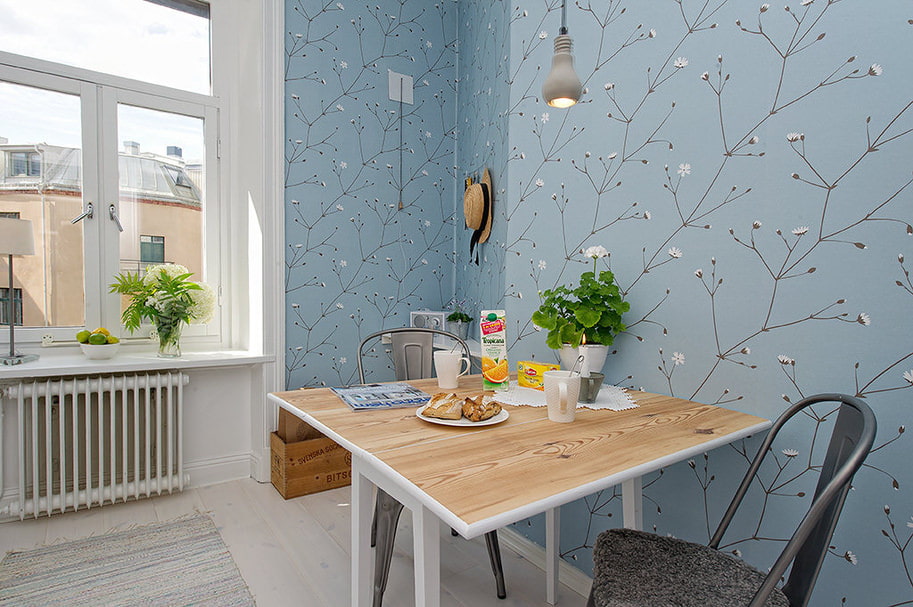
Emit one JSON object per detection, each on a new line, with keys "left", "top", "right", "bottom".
{"left": 462, "top": 395, "right": 502, "bottom": 422}
{"left": 422, "top": 393, "right": 463, "bottom": 420}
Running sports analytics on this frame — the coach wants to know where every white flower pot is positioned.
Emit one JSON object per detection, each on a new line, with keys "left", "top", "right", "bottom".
{"left": 581, "top": 344, "right": 609, "bottom": 375}
{"left": 558, "top": 344, "right": 580, "bottom": 370}
{"left": 558, "top": 344, "right": 609, "bottom": 374}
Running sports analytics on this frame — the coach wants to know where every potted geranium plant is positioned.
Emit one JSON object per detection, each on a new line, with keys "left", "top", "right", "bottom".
{"left": 531, "top": 246, "right": 629, "bottom": 370}
{"left": 446, "top": 299, "right": 472, "bottom": 339}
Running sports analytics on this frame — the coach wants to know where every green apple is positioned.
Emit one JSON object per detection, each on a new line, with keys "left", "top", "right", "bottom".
{"left": 88, "top": 333, "right": 108, "bottom": 345}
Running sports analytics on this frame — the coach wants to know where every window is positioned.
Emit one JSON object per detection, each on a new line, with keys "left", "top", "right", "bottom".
{"left": 0, "top": 0, "right": 222, "bottom": 344}
{"left": 0, "top": 288, "right": 23, "bottom": 326}
{"left": 9, "top": 152, "right": 40, "bottom": 177}
{"left": 140, "top": 235, "right": 166, "bottom": 266}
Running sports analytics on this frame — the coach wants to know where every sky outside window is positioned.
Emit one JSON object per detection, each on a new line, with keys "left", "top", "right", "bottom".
{"left": 0, "top": 0, "right": 209, "bottom": 94}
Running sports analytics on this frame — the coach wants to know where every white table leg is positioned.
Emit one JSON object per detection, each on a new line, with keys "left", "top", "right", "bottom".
{"left": 545, "top": 507, "right": 560, "bottom": 605}
{"left": 412, "top": 504, "right": 441, "bottom": 607}
{"left": 351, "top": 457, "right": 373, "bottom": 607}
{"left": 622, "top": 476, "right": 643, "bottom": 530}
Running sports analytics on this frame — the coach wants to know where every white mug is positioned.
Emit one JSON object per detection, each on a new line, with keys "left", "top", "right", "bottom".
{"left": 434, "top": 350, "right": 471, "bottom": 389}
{"left": 543, "top": 370, "right": 580, "bottom": 423}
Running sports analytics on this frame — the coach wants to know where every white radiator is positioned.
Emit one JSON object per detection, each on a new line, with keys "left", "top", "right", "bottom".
{"left": 6, "top": 372, "right": 188, "bottom": 519}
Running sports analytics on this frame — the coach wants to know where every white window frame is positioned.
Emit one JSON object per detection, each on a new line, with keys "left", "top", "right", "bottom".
{"left": 0, "top": 50, "right": 227, "bottom": 347}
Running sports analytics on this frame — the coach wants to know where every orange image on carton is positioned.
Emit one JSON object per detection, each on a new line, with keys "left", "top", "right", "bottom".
{"left": 517, "top": 360, "right": 560, "bottom": 391}
{"left": 480, "top": 310, "right": 509, "bottom": 391}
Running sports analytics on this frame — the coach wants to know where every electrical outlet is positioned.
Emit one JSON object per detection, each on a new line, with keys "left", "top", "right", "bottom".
{"left": 41, "top": 334, "right": 54, "bottom": 346}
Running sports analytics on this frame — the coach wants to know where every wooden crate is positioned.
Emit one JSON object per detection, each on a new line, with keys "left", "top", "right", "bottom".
{"left": 270, "top": 430, "right": 352, "bottom": 499}
{"left": 277, "top": 407, "right": 322, "bottom": 442}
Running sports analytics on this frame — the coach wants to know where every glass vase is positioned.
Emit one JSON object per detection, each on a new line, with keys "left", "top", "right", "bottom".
{"left": 155, "top": 316, "right": 184, "bottom": 358}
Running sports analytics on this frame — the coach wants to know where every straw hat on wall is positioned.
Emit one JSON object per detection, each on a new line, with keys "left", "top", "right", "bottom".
{"left": 463, "top": 168, "right": 493, "bottom": 259}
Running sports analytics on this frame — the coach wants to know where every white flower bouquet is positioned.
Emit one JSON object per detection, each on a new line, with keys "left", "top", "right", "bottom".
{"left": 110, "top": 263, "right": 215, "bottom": 356}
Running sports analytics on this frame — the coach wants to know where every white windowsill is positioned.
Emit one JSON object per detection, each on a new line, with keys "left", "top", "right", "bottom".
{"left": 0, "top": 346, "right": 272, "bottom": 380}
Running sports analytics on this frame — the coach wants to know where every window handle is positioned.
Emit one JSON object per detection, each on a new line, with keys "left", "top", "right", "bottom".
{"left": 108, "top": 204, "right": 124, "bottom": 232}
{"left": 70, "top": 201, "right": 94, "bottom": 224}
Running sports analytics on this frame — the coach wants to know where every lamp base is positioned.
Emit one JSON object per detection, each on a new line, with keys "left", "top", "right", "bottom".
{"left": 1, "top": 353, "right": 39, "bottom": 366}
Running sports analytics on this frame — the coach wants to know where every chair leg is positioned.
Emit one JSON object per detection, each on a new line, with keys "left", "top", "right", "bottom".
{"left": 370, "top": 502, "right": 378, "bottom": 548}
{"left": 484, "top": 530, "right": 507, "bottom": 599}
{"left": 372, "top": 489, "right": 405, "bottom": 607}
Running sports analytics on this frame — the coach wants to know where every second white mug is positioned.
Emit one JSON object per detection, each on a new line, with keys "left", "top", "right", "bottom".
{"left": 543, "top": 370, "right": 580, "bottom": 423}
{"left": 434, "top": 350, "right": 471, "bottom": 389}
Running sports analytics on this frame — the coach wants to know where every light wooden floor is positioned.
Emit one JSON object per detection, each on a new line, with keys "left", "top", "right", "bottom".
{"left": 0, "top": 478, "right": 587, "bottom": 607}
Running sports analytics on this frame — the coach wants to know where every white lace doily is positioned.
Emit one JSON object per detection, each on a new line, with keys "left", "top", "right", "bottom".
{"left": 494, "top": 381, "right": 638, "bottom": 411}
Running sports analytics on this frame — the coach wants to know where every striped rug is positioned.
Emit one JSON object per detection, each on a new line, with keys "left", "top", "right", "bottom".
{"left": 0, "top": 513, "right": 255, "bottom": 606}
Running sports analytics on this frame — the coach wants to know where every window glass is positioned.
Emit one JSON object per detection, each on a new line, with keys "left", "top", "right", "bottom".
{"left": 0, "top": 0, "right": 210, "bottom": 94}
{"left": 0, "top": 288, "right": 24, "bottom": 326}
{"left": 0, "top": 81, "right": 85, "bottom": 329}
{"left": 140, "top": 235, "right": 166, "bottom": 266}
{"left": 117, "top": 104, "right": 204, "bottom": 281}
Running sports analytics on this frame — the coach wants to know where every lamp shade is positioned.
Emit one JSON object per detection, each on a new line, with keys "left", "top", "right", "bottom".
{"left": 0, "top": 218, "right": 35, "bottom": 256}
{"left": 542, "top": 34, "right": 582, "bottom": 108}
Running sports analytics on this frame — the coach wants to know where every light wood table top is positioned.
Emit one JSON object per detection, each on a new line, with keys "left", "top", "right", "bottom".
{"left": 271, "top": 375, "right": 769, "bottom": 532}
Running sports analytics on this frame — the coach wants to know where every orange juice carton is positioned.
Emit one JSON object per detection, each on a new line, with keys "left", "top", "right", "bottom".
{"left": 479, "top": 310, "right": 509, "bottom": 391}
{"left": 517, "top": 360, "right": 560, "bottom": 391}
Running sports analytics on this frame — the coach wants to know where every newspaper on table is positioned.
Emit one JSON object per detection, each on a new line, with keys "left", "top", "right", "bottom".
{"left": 331, "top": 382, "right": 431, "bottom": 411}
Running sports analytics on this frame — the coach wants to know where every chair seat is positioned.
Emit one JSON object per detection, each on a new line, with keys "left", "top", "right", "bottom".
{"left": 590, "top": 529, "right": 789, "bottom": 607}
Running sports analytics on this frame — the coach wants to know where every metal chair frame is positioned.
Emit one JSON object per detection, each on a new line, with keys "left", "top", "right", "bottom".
{"left": 587, "top": 393, "right": 876, "bottom": 607}
{"left": 357, "top": 327, "right": 506, "bottom": 606}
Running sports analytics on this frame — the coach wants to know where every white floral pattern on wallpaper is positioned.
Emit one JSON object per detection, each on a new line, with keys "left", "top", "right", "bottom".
{"left": 284, "top": 1, "right": 458, "bottom": 389}
{"left": 286, "top": 0, "right": 913, "bottom": 603}
{"left": 481, "top": 1, "right": 912, "bottom": 604}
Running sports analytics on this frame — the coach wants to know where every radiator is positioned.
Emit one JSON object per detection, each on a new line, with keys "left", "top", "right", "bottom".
{"left": 6, "top": 372, "right": 188, "bottom": 519}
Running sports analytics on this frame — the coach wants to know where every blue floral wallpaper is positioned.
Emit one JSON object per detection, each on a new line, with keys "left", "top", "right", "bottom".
{"left": 284, "top": 0, "right": 458, "bottom": 388}
{"left": 287, "top": 1, "right": 913, "bottom": 604}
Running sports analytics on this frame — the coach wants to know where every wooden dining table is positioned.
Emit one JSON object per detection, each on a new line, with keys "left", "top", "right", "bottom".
{"left": 268, "top": 375, "right": 770, "bottom": 607}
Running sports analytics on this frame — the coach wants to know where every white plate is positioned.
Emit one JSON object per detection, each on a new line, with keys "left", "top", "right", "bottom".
{"left": 416, "top": 405, "right": 509, "bottom": 427}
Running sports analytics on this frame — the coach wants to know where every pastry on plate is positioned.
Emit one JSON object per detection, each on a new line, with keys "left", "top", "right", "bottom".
{"left": 462, "top": 394, "right": 503, "bottom": 422}
{"left": 422, "top": 392, "right": 463, "bottom": 420}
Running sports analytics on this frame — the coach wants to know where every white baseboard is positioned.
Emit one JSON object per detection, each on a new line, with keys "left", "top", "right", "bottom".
{"left": 249, "top": 446, "right": 271, "bottom": 482}
{"left": 498, "top": 526, "right": 594, "bottom": 599}
{"left": 184, "top": 452, "right": 252, "bottom": 488}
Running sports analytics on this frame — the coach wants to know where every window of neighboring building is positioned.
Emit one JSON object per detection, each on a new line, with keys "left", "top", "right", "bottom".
{"left": 9, "top": 151, "right": 40, "bottom": 177}
{"left": 0, "top": 288, "right": 23, "bottom": 326}
{"left": 0, "top": 212, "right": 21, "bottom": 219}
{"left": 140, "top": 235, "right": 165, "bottom": 265}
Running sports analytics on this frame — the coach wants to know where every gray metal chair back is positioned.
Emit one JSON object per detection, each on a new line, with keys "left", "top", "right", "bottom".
{"left": 709, "top": 393, "right": 876, "bottom": 607}
{"left": 357, "top": 327, "right": 470, "bottom": 384}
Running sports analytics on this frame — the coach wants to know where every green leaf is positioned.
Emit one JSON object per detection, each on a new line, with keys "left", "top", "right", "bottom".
{"left": 575, "top": 307, "right": 601, "bottom": 328}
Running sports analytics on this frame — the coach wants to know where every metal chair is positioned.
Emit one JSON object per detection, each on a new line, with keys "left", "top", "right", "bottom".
{"left": 587, "top": 393, "right": 876, "bottom": 607}
{"left": 357, "top": 327, "right": 506, "bottom": 606}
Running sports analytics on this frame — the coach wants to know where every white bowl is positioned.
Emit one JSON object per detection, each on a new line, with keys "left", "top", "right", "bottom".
{"left": 80, "top": 342, "right": 120, "bottom": 360}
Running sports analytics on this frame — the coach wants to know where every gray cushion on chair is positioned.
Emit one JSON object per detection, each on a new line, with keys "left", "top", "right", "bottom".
{"left": 590, "top": 529, "right": 790, "bottom": 607}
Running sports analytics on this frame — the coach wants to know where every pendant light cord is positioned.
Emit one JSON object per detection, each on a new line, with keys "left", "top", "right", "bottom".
{"left": 560, "top": 0, "right": 568, "bottom": 35}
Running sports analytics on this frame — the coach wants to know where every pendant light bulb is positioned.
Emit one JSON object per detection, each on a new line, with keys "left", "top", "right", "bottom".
{"left": 542, "top": 33, "right": 582, "bottom": 108}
